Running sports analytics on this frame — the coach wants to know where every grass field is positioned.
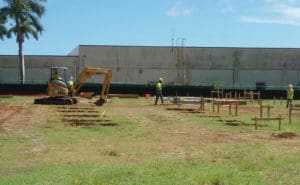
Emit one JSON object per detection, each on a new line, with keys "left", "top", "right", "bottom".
{"left": 0, "top": 96, "right": 299, "bottom": 185}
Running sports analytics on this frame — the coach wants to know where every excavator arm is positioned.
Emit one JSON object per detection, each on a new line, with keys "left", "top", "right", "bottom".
{"left": 71, "top": 67, "right": 112, "bottom": 105}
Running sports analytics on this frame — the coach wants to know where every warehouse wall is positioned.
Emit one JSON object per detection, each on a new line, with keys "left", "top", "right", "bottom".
{"left": 1, "top": 46, "right": 300, "bottom": 90}
{"left": 78, "top": 45, "right": 300, "bottom": 89}
{"left": 0, "top": 55, "right": 78, "bottom": 84}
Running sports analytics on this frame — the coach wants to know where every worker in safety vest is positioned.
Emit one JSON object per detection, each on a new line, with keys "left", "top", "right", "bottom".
{"left": 54, "top": 70, "right": 62, "bottom": 81}
{"left": 286, "top": 84, "right": 294, "bottom": 108}
{"left": 155, "top": 77, "right": 164, "bottom": 105}
{"left": 67, "top": 76, "right": 74, "bottom": 90}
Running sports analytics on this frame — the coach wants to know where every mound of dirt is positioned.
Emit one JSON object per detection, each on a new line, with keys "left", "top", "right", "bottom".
{"left": 272, "top": 132, "right": 298, "bottom": 139}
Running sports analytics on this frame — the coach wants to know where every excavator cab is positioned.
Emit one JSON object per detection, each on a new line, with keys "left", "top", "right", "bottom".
{"left": 48, "top": 67, "right": 69, "bottom": 97}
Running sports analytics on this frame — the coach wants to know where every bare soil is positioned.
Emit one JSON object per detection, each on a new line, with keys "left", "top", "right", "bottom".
{"left": 272, "top": 132, "right": 298, "bottom": 139}
{"left": 0, "top": 102, "right": 32, "bottom": 133}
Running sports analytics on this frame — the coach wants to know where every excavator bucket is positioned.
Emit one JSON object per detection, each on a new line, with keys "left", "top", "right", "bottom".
{"left": 95, "top": 98, "right": 106, "bottom": 106}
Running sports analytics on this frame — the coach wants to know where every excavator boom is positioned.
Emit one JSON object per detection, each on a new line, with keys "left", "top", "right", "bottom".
{"left": 71, "top": 67, "right": 113, "bottom": 105}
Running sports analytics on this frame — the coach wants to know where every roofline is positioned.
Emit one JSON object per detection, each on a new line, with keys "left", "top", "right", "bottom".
{"left": 78, "top": 44, "right": 300, "bottom": 50}
{"left": 0, "top": 54, "right": 78, "bottom": 57}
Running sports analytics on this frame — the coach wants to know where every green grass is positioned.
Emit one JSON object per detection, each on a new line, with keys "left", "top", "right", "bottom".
{"left": 0, "top": 95, "right": 34, "bottom": 104}
{"left": 1, "top": 145, "right": 299, "bottom": 185}
{"left": 0, "top": 97, "right": 299, "bottom": 185}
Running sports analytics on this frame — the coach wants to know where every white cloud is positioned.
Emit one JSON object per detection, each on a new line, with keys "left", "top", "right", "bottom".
{"left": 240, "top": 16, "right": 299, "bottom": 26}
{"left": 166, "top": 1, "right": 192, "bottom": 17}
{"left": 239, "top": 0, "right": 300, "bottom": 26}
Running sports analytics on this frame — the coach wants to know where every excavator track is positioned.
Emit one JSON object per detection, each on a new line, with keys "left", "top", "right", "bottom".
{"left": 34, "top": 97, "right": 78, "bottom": 105}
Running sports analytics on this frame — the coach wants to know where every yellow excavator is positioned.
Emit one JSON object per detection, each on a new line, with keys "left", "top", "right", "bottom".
{"left": 34, "top": 67, "right": 112, "bottom": 105}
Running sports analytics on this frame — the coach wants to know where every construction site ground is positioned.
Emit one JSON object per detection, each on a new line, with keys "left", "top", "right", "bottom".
{"left": 0, "top": 96, "right": 299, "bottom": 185}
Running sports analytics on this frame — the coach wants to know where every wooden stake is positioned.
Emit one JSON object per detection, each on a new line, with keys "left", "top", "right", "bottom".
{"left": 278, "top": 114, "right": 282, "bottom": 131}
{"left": 254, "top": 116, "right": 258, "bottom": 130}
{"left": 235, "top": 102, "right": 238, "bottom": 117}
{"left": 229, "top": 104, "right": 232, "bottom": 115}
{"left": 289, "top": 106, "right": 292, "bottom": 124}
{"left": 260, "top": 100, "right": 263, "bottom": 118}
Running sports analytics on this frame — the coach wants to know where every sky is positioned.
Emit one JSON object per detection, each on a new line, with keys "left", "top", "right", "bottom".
{"left": 1, "top": 0, "right": 300, "bottom": 55}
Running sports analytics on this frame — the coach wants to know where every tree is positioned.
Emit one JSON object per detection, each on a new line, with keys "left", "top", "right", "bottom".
{"left": 0, "top": 11, "right": 7, "bottom": 40}
{"left": 0, "top": 0, "right": 46, "bottom": 84}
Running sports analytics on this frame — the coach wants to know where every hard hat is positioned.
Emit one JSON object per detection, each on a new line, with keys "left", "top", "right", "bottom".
{"left": 159, "top": 77, "right": 163, "bottom": 82}
{"left": 288, "top": 84, "right": 293, "bottom": 88}
{"left": 70, "top": 76, "right": 74, "bottom": 80}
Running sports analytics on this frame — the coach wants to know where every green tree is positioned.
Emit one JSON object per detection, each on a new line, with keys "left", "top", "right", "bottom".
{"left": 0, "top": 0, "right": 46, "bottom": 84}
{"left": 0, "top": 11, "right": 7, "bottom": 40}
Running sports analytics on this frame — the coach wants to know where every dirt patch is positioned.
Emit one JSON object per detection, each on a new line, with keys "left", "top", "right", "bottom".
{"left": 58, "top": 110, "right": 99, "bottom": 113}
{"left": 217, "top": 119, "right": 267, "bottom": 127}
{"left": 272, "top": 132, "right": 298, "bottom": 139}
{"left": 0, "top": 102, "right": 22, "bottom": 124}
{"left": 0, "top": 102, "right": 34, "bottom": 133}
{"left": 61, "top": 118, "right": 117, "bottom": 127}
{"left": 61, "top": 114, "right": 101, "bottom": 118}
{"left": 70, "top": 122, "right": 117, "bottom": 126}
{"left": 56, "top": 106, "right": 95, "bottom": 110}
{"left": 57, "top": 105, "right": 113, "bottom": 127}
{"left": 166, "top": 107, "right": 197, "bottom": 111}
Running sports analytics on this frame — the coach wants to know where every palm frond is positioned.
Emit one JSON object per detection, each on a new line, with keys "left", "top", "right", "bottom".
{"left": 28, "top": 0, "right": 45, "bottom": 18}
{"left": 28, "top": 14, "right": 43, "bottom": 32}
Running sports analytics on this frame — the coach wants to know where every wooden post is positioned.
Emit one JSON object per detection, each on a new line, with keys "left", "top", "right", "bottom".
{"left": 289, "top": 106, "right": 292, "bottom": 124}
{"left": 221, "top": 89, "right": 224, "bottom": 98}
{"left": 267, "top": 105, "right": 270, "bottom": 118}
{"left": 235, "top": 102, "right": 238, "bottom": 117}
{"left": 273, "top": 96, "right": 276, "bottom": 105}
{"left": 200, "top": 97, "right": 203, "bottom": 110}
{"left": 278, "top": 114, "right": 282, "bottom": 131}
{"left": 201, "top": 97, "right": 205, "bottom": 111}
{"left": 217, "top": 102, "right": 220, "bottom": 114}
{"left": 212, "top": 102, "right": 215, "bottom": 112}
{"left": 254, "top": 117, "right": 258, "bottom": 130}
{"left": 280, "top": 97, "right": 283, "bottom": 105}
{"left": 260, "top": 100, "right": 263, "bottom": 118}
{"left": 229, "top": 104, "right": 232, "bottom": 115}
{"left": 250, "top": 90, "right": 254, "bottom": 101}
{"left": 234, "top": 91, "right": 237, "bottom": 99}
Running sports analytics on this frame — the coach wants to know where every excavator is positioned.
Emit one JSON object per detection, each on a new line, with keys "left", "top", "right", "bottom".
{"left": 34, "top": 67, "right": 112, "bottom": 105}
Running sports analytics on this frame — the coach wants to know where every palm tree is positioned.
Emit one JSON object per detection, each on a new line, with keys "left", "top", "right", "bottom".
{"left": 0, "top": 12, "right": 7, "bottom": 40}
{"left": 0, "top": 0, "right": 46, "bottom": 84}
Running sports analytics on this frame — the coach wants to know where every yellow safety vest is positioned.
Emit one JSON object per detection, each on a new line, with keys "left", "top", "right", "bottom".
{"left": 287, "top": 89, "right": 294, "bottom": 99}
{"left": 156, "top": 82, "right": 162, "bottom": 91}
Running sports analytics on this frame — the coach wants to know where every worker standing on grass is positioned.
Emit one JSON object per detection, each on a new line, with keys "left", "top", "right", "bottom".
{"left": 155, "top": 78, "right": 164, "bottom": 105}
{"left": 286, "top": 84, "right": 294, "bottom": 108}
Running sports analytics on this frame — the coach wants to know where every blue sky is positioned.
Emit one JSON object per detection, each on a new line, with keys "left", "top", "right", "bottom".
{"left": 1, "top": 0, "right": 300, "bottom": 55}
